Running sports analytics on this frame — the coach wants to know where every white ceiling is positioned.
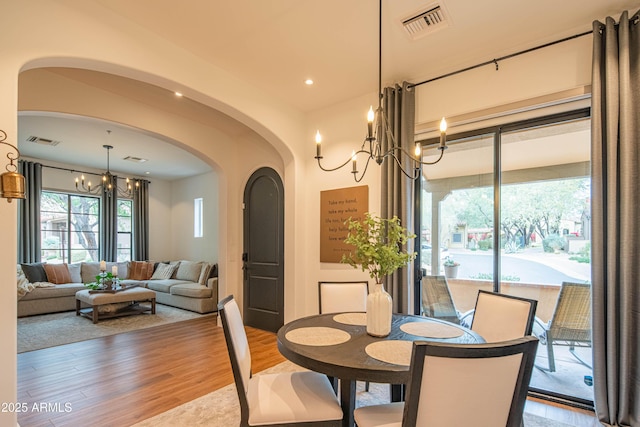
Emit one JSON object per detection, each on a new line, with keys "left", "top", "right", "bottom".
{"left": 17, "top": 0, "right": 640, "bottom": 180}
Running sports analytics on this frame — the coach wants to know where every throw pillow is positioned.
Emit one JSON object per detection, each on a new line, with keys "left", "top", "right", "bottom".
{"left": 150, "top": 263, "right": 177, "bottom": 280}
{"left": 129, "top": 261, "right": 155, "bottom": 280}
{"left": 21, "top": 262, "right": 48, "bottom": 283}
{"left": 197, "top": 263, "right": 213, "bottom": 286}
{"left": 175, "top": 261, "right": 203, "bottom": 282}
{"left": 68, "top": 263, "right": 82, "bottom": 283}
{"left": 43, "top": 263, "right": 72, "bottom": 284}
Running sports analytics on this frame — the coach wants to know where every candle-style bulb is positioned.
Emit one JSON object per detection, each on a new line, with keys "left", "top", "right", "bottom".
{"left": 440, "top": 117, "right": 447, "bottom": 133}
{"left": 351, "top": 150, "right": 357, "bottom": 173}
{"left": 439, "top": 117, "right": 447, "bottom": 149}
{"left": 414, "top": 143, "right": 421, "bottom": 158}
{"left": 315, "top": 130, "right": 322, "bottom": 157}
{"left": 367, "top": 106, "right": 374, "bottom": 139}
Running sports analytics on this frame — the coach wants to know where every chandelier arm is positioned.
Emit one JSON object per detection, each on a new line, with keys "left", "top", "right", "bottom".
{"left": 353, "top": 154, "right": 374, "bottom": 183}
{"left": 315, "top": 149, "right": 372, "bottom": 172}
{"left": 387, "top": 152, "right": 420, "bottom": 180}
{"left": 417, "top": 148, "right": 446, "bottom": 165}
{"left": 315, "top": 156, "right": 352, "bottom": 172}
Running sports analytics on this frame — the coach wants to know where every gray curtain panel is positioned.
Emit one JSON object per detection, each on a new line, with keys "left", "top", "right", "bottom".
{"left": 380, "top": 82, "right": 416, "bottom": 314}
{"left": 591, "top": 10, "right": 640, "bottom": 426}
{"left": 100, "top": 175, "right": 118, "bottom": 262}
{"left": 17, "top": 160, "right": 42, "bottom": 263}
{"left": 133, "top": 180, "right": 149, "bottom": 261}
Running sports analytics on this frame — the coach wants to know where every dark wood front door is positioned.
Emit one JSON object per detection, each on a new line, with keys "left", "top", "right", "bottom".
{"left": 242, "top": 167, "right": 284, "bottom": 332}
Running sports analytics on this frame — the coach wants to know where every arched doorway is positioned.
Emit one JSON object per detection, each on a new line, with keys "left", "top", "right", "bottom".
{"left": 242, "top": 167, "right": 284, "bottom": 332}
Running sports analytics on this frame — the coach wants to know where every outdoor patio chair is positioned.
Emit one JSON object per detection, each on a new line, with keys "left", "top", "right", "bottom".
{"left": 535, "top": 281, "right": 591, "bottom": 372}
{"left": 353, "top": 336, "right": 539, "bottom": 427}
{"left": 470, "top": 290, "right": 538, "bottom": 343}
{"left": 217, "top": 295, "right": 342, "bottom": 427}
{"left": 421, "top": 275, "right": 472, "bottom": 326}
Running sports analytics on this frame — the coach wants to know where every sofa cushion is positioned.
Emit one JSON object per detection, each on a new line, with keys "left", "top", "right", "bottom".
{"left": 21, "top": 262, "right": 48, "bottom": 283}
{"left": 175, "top": 261, "right": 202, "bottom": 282}
{"left": 146, "top": 279, "right": 189, "bottom": 293}
{"left": 81, "top": 262, "right": 102, "bottom": 284}
{"left": 170, "top": 283, "right": 213, "bottom": 298}
{"left": 68, "top": 263, "right": 82, "bottom": 283}
{"left": 151, "top": 263, "right": 178, "bottom": 280}
{"left": 129, "top": 261, "right": 155, "bottom": 280}
{"left": 19, "top": 283, "right": 86, "bottom": 301}
{"left": 108, "top": 262, "right": 129, "bottom": 279}
{"left": 43, "top": 263, "right": 72, "bottom": 284}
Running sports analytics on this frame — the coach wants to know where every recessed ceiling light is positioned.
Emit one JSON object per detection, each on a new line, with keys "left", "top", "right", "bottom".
{"left": 304, "top": 79, "right": 314, "bottom": 85}
{"left": 175, "top": 91, "right": 183, "bottom": 97}
{"left": 145, "top": 171, "right": 150, "bottom": 175}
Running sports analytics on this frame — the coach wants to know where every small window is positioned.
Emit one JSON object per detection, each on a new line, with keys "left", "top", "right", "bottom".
{"left": 194, "top": 198, "right": 203, "bottom": 238}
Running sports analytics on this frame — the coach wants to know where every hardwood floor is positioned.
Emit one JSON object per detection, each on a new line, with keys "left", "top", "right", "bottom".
{"left": 17, "top": 314, "right": 599, "bottom": 426}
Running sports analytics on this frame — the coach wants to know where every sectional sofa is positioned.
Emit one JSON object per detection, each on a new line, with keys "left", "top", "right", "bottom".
{"left": 17, "top": 260, "right": 218, "bottom": 317}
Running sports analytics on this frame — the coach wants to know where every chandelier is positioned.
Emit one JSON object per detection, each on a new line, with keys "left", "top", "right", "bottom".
{"left": 314, "top": 0, "right": 448, "bottom": 182}
{"left": 75, "top": 131, "right": 139, "bottom": 197}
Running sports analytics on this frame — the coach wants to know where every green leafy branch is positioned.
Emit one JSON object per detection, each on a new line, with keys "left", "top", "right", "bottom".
{"left": 341, "top": 213, "right": 416, "bottom": 283}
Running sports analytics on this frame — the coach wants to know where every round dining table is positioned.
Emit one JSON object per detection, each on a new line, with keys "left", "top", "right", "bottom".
{"left": 276, "top": 312, "right": 484, "bottom": 427}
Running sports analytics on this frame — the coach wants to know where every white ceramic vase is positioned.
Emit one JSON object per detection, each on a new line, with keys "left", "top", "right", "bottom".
{"left": 366, "top": 281, "right": 392, "bottom": 337}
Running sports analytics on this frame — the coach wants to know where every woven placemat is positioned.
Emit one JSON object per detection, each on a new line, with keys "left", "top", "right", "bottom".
{"left": 400, "top": 321, "right": 464, "bottom": 338}
{"left": 285, "top": 327, "right": 351, "bottom": 346}
{"left": 333, "top": 312, "right": 367, "bottom": 326}
{"left": 365, "top": 340, "right": 413, "bottom": 366}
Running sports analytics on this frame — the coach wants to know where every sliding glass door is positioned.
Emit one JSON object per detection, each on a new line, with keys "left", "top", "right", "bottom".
{"left": 418, "top": 109, "right": 593, "bottom": 407}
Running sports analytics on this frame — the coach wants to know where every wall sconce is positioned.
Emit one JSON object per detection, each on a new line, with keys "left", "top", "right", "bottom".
{"left": 0, "top": 130, "right": 25, "bottom": 202}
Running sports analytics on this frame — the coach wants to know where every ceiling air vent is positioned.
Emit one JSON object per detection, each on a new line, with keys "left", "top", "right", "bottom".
{"left": 123, "top": 155, "right": 148, "bottom": 163}
{"left": 401, "top": 3, "right": 450, "bottom": 40}
{"left": 26, "top": 136, "right": 61, "bottom": 146}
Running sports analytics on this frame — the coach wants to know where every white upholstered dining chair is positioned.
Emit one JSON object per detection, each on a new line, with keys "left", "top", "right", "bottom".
{"left": 318, "top": 281, "right": 368, "bottom": 314}
{"left": 470, "top": 290, "right": 538, "bottom": 343}
{"left": 353, "top": 336, "right": 539, "bottom": 427}
{"left": 218, "top": 295, "right": 343, "bottom": 427}
{"left": 318, "top": 281, "right": 370, "bottom": 391}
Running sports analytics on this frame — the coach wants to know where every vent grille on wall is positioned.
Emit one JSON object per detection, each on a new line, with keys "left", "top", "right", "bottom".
{"left": 26, "top": 136, "right": 61, "bottom": 146}
{"left": 401, "top": 3, "right": 449, "bottom": 40}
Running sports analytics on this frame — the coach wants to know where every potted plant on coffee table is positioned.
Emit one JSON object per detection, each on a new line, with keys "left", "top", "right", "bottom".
{"left": 341, "top": 212, "right": 416, "bottom": 337}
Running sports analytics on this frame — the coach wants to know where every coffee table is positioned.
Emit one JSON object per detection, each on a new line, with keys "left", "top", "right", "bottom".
{"left": 76, "top": 288, "right": 156, "bottom": 323}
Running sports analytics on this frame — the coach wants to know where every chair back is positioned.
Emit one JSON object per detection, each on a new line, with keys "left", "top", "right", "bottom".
{"left": 218, "top": 295, "right": 252, "bottom": 399}
{"left": 421, "top": 275, "right": 460, "bottom": 324}
{"left": 471, "top": 290, "right": 537, "bottom": 343}
{"left": 319, "top": 281, "right": 368, "bottom": 313}
{"left": 402, "top": 336, "right": 539, "bottom": 427}
{"left": 548, "top": 281, "right": 591, "bottom": 341}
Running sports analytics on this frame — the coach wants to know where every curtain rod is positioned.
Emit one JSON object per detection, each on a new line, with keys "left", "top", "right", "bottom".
{"left": 409, "top": 30, "right": 593, "bottom": 89}
{"left": 34, "top": 161, "right": 150, "bottom": 183}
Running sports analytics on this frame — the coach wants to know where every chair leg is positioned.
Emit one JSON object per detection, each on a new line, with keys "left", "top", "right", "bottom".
{"left": 546, "top": 333, "right": 556, "bottom": 372}
{"left": 327, "top": 375, "right": 338, "bottom": 394}
{"left": 568, "top": 343, "right": 592, "bottom": 369}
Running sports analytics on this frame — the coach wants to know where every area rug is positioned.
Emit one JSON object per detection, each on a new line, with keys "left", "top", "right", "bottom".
{"left": 131, "top": 361, "right": 575, "bottom": 427}
{"left": 17, "top": 305, "right": 212, "bottom": 353}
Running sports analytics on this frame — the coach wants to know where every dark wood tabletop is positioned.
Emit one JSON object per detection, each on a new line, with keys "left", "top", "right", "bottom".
{"left": 277, "top": 312, "right": 484, "bottom": 427}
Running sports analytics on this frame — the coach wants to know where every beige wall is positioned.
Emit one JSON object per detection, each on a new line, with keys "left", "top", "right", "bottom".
{"left": 170, "top": 172, "right": 219, "bottom": 264}
{"left": 0, "top": 1, "right": 594, "bottom": 425}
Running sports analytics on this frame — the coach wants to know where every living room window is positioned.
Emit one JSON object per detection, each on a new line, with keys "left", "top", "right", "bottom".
{"left": 40, "top": 191, "right": 100, "bottom": 263}
{"left": 194, "top": 197, "right": 203, "bottom": 238}
{"left": 117, "top": 199, "right": 133, "bottom": 261}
